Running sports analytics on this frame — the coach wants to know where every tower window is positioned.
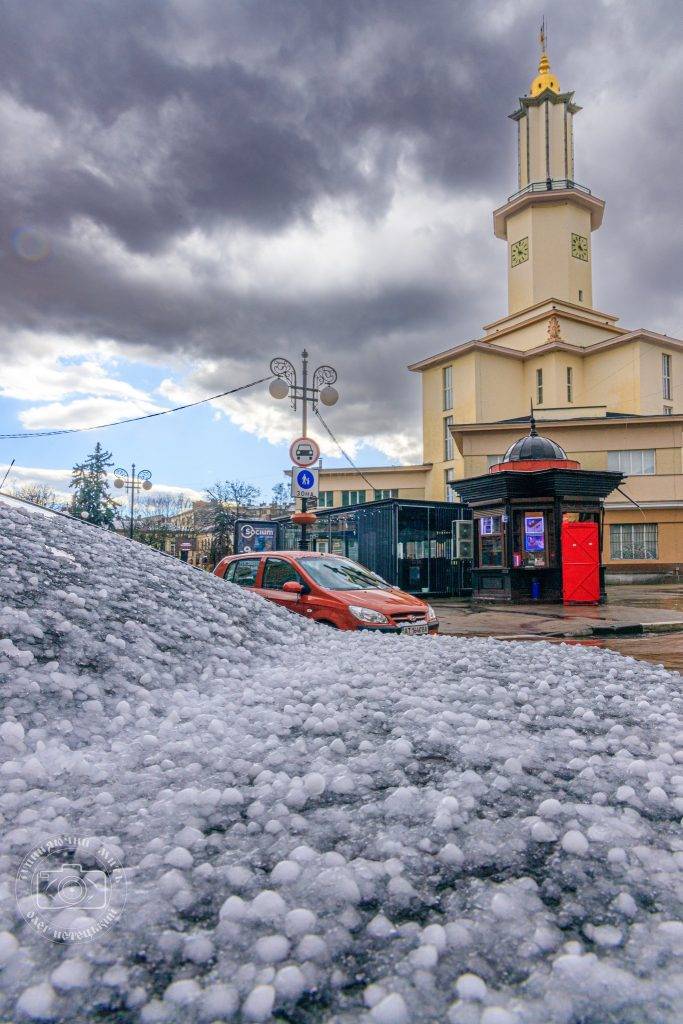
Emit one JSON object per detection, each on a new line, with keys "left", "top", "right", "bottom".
{"left": 444, "top": 415, "right": 454, "bottom": 462}
{"left": 662, "top": 353, "right": 672, "bottom": 401}
{"left": 442, "top": 365, "right": 453, "bottom": 410}
{"left": 444, "top": 468, "right": 457, "bottom": 503}
{"left": 566, "top": 366, "right": 573, "bottom": 403}
{"left": 578, "top": 290, "right": 584, "bottom": 302}
{"left": 536, "top": 368, "right": 543, "bottom": 405}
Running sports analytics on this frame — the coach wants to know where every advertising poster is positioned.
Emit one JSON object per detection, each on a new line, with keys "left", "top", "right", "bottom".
{"left": 236, "top": 522, "right": 278, "bottom": 553}
{"left": 524, "top": 515, "right": 545, "bottom": 536}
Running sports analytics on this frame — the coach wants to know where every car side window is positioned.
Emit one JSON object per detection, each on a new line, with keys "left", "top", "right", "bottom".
{"left": 223, "top": 562, "right": 236, "bottom": 582}
{"left": 262, "top": 558, "right": 302, "bottom": 590}
{"left": 231, "top": 558, "right": 261, "bottom": 587}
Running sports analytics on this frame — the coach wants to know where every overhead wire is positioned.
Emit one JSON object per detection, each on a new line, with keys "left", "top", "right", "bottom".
{"left": 0, "top": 376, "right": 270, "bottom": 440}
{"left": 314, "top": 407, "right": 383, "bottom": 492}
{"left": 0, "top": 459, "right": 15, "bottom": 490}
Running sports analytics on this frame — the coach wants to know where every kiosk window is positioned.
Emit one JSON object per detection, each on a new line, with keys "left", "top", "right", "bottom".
{"left": 477, "top": 515, "right": 504, "bottom": 567}
{"left": 512, "top": 511, "right": 554, "bottom": 568}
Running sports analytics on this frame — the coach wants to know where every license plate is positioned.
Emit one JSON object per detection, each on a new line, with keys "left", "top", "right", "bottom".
{"left": 401, "top": 622, "right": 428, "bottom": 636}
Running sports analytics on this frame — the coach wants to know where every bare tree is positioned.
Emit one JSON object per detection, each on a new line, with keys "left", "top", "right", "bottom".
{"left": 205, "top": 480, "right": 261, "bottom": 561}
{"left": 133, "top": 492, "right": 194, "bottom": 550}
{"left": 271, "top": 481, "right": 293, "bottom": 515}
{"left": 10, "top": 483, "right": 61, "bottom": 509}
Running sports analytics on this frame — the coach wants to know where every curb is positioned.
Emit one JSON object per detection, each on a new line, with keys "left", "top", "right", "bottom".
{"left": 590, "top": 621, "right": 683, "bottom": 637}
{"left": 439, "top": 621, "right": 683, "bottom": 641}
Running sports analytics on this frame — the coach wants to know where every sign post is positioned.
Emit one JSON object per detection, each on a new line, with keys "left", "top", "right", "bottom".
{"left": 270, "top": 350, "right": 339, "bottom": 551}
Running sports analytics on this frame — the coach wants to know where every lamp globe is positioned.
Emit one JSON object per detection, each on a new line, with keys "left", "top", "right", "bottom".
{"left": 320, "top": 385, "right": 339, "bottom": 407}
{"left": 269, "top": 378, "right": 289, "bottom": 400}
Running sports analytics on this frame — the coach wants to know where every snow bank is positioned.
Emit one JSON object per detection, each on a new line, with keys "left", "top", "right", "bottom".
{"left": 0, "top": 500, "right": 681, "bottom": 1023}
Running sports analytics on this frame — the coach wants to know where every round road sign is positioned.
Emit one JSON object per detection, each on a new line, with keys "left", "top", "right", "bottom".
{"left": 289, "top": 436, "right": 320, "bottom": 467}
{"left": 295, "top": 469, "right": 316, "bottom": 491}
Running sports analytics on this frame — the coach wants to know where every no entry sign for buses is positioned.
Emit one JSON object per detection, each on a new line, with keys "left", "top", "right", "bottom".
{"left": 289, "top": 436, "right": 320, "bottom": 467}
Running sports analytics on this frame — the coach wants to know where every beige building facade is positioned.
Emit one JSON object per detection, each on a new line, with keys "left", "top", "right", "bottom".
{"left": 314, "top": 465, "right": 430, "bottom": 509}
{"left": 318, "top": 43, "right": 682, "bottom": 575}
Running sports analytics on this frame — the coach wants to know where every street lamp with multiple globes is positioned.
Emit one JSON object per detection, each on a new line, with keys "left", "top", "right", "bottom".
{"left": 113, "top": 464, "right": 153, "bottom": 540}
{"left": 269, "top": 349, "right": 339, "bottom": 550}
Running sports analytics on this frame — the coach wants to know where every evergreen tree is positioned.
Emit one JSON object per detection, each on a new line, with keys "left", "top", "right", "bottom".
{"left": 69, "top": 443, "right": 117, "bottom": 528}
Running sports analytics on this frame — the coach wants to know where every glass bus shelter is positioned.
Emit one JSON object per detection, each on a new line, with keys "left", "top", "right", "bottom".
{"left": 276, "top": 498, "right": 472, "bottom": 597}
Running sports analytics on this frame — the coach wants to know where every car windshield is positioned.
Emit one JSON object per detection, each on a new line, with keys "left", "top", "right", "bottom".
{"left": 297, "top": 556, "right": 391, "bottom": 591}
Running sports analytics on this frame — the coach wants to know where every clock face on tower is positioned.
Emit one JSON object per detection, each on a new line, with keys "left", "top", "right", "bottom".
{"left": 510, "top": 236, "right": 529, "bottom": 267}
{"left": 571, "top": 233, "right": 589, "bottom": 261}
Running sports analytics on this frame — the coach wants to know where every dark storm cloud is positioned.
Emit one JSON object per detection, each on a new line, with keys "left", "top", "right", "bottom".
{"left": 0, "top": 0, "right": 681, "bottom": 437}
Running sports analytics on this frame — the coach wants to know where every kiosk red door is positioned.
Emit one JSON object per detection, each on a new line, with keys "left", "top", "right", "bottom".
{"left": 561, "top": 521, "right": 600, "bottom": 604}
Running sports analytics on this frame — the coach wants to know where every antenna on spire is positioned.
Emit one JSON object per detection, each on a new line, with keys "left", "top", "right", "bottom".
{"left": 529, "top": 399, "right": 538, "bottom": 436}
{"left": 539, "top": 15, "right": 547, "bottom": 55}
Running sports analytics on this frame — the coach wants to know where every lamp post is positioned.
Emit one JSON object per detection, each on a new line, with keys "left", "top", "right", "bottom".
{"left": 113, "top": 464, "right": 153, "bottom": 539}
{"left": 269, "top": 350, "right": 339, "bottom": 550}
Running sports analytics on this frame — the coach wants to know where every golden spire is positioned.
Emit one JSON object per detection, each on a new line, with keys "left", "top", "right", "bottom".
{"left": 530, "top": 16, "right": 560, "bottom": 96}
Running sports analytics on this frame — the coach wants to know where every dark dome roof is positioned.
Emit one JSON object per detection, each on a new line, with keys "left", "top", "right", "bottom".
{"left": 503, "top": 414, "right": 567, "bottom": 463}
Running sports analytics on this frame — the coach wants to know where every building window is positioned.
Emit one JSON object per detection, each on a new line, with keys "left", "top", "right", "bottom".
{"left": 444, "top": 415, "right": 454, "bottom": 461}
{"left": 536, "top": 368, "right": 543, "bottom": 405}
{"left": 663, "top": 405, "right": 673, "bottom": 415}
{"left": 318, "top": 490, "right": 334, "bottom": 508}
{"left": 578, "top": 289, "right": 584, "bottom": 302}
{"left": 444, "top": 468, "right": 457, "bottom": 502}
{"left": 374, "top": 489, "right": 398, "bottom": 500}
{"left": 341, "top": 490, "right": 366, "bottom": 506}
{"left": 610, "top": 523, "right": 658, "bottom": 561}
{"left": 662, "top": 353, "right": 672, "bottom": 401}
{"left": 607, "top": 449, "right": 655, "bottom": 475}
{"left": 442, "top": 365, "right": 453, "bottom": 411}
{"left": 566, "top": 366, "right": 573, "bottom": 402}
{"left": 486, "top": 455, "right": 504, "bottom": 469}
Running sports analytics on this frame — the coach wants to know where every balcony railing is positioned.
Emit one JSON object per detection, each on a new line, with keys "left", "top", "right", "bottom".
{"left": 506, "top": 179, "right": 592, "bottom": 203}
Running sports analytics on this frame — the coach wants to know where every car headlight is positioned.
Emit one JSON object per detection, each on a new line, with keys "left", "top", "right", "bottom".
{"left": 426, "top": 604, "right": 437, "bottom": 622}
{"left": 348, "top": 605, "right": 389, "bottom": 624}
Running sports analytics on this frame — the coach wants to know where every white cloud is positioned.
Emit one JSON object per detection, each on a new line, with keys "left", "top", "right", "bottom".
{"left": 0, "top": 332, "right": 123, "bottom": 402}
{"left": 161, "top": 365, "right": 422, "bottom": 465}
{"left": 0, "top": 462, "right": 202, "bottom": 503}
{"left": 19, "top": 396, "right": 165, "bottom": 431}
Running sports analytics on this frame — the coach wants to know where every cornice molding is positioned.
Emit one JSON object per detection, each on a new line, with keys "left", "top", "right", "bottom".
{"left": 509, "top": 89, "right": 581, "bottom": 120}
{"left": 452, "top": 413, "right": 683, "bottom": 435}
{"left": 493, "top": 187, "right": 605, "bottom": 238}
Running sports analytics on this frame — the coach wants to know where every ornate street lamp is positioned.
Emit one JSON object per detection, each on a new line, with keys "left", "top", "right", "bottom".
{"left": 114, "top": 463, "right": 152, "bottom": 539}
{"left": 269, "top": 350, "right": 339, "bottom": 549}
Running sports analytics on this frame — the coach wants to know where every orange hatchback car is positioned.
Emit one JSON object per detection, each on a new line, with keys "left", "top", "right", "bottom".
{"left": 214, "top": 551, "right": 439, "bottom": 635}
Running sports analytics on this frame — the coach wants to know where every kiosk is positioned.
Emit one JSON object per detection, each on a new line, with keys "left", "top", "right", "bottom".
{"left": 453, "top": 415, "right": 624, "bottom": 604}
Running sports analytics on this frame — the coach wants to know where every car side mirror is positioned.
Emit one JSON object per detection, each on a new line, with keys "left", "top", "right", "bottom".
{"left": 282, "top": 581, "right": 304, "bottom": 596}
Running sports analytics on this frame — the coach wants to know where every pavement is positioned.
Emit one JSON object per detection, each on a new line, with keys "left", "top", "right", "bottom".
{"left": 432, "top": 583, "right": 683, "bottom": 640}
{"left": 432, "top": 583, "right": 683, "bottom": 673}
